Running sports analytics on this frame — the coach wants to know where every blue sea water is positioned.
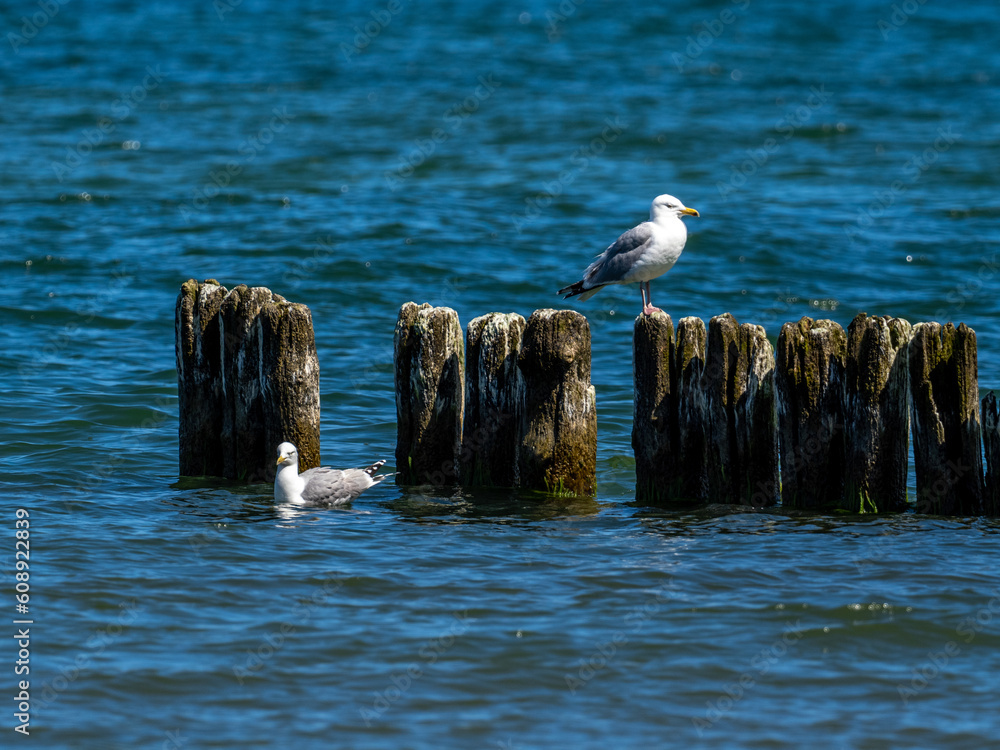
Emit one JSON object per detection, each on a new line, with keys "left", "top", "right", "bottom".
{"left": 2, "top": 0, "right": 1000, "bottom": 747}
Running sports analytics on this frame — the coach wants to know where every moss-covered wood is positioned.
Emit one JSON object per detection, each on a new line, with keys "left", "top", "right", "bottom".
{"left": 393, "top": 303, "right": 465, "bottom": 486}
{"left": 908, "top": 322, "right": 984, "bottom": 514}
{"left": 518, "top": 309, "right": 597, "bottom": 496}
{"left": 844, "top": 314, "right": 912, "bottom": 512}
{"left": 775, "top": 317, "right": 848, "bottom": 509}
{"left": 983, "top": 393, "right": 1000, "bottom": 516}
{"left": 632, "top": 312, "right": 678, "bottom": 504}
{"left": 175, "top": 279, "right": 320, "bottom": 481}
{"left": 462, "top": 312, "right": 526, "bottom": 487}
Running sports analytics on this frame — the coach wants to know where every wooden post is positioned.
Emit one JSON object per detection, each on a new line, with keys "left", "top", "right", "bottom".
{"left": 462, "top": 313, "right": 526, "bottom": 487}
{"left": 908, "top": 323, "right": 984, "bottom": 515}
{"left": 775, "top": 317, "right": 848, "bottom": 509}
{"left": 175, "top": 279, "right": 320, "bottom": 480}
{"left": 257, "top": 295, "right": 321, "bottom": 478}
{"left": 983, "top": 393, "right": 999, "bottom": 516}
{"left": 518, "top": 309, "right": 597, "bottom": 496}
{"left": 632, "top": 312, "right": 677, "bottom": 504}
{"left": 675, "top": 317, "right": 709, "bottom": 503}
{"left": 393, "top": 303, "right": 465, "bottom": 486}
{"left": 702, "top": 314, "right": 778, "bottom": 506}
{"left": 177, "top": 280, "right": 227, "bottom": 477}
{"left": 736, "top": 321, "right": 779, "bottom": 506}
{"left": 844, "top": 314, "right": 912, "bottom": 512}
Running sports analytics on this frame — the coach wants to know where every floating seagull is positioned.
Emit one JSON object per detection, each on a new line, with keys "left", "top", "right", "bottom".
{"left": 558, "top": 193, "right": 699, "bottom": 315}
{"left": 274, "top": 442, "right": 389, "bottom": 505}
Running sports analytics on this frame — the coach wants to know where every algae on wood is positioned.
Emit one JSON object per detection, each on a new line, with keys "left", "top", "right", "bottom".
{"left": 462, "top": 312, "right": 526, "bottom": 487}
{"left": 393, "top": 303, "right": 465, "bottom": 486}
{"left": 844, "top": 314, "right": 912, "bottom": 513}
{"left": 775, "top": 317, "right": 848, "bottom": 509}
{"left": 908, "top": 322, "right": 984, "bottom": 515}
{"left": 518, "top": 309, "right": 597, "bottom": 496}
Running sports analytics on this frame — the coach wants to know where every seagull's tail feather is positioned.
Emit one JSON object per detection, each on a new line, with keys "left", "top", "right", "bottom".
{"left": 558, "top": 280, "right": 605, "bottom": 301}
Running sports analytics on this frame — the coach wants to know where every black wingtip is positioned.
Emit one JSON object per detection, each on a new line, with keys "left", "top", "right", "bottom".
{"left": 364, "top": 460, "right": 386, "bottom": 477}
{"left": 558, "top": 281, "right": 584, "bottom": 299}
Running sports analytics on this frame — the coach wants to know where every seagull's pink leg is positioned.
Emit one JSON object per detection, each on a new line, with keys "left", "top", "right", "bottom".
{"left": 642, "top": 281, "right": 663, "bottom": 315}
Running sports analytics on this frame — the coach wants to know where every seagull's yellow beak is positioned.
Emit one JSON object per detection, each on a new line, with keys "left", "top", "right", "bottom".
{"left": 276, "top": 454, "right": 287, "bottom": 466}
{"left": 681, "top": 207, "right": 700, "bottom": 217}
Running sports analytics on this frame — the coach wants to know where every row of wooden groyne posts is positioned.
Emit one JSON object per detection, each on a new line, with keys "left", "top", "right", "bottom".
{"left": 175, "top": 279, "right": 1000, "bottom": 515}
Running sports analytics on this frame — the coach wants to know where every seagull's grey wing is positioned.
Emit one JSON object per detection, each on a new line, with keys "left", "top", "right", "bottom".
{"left": 583, "top": 223, "right": 656, "bottom": 286}
{"left": 300, "top": 467, "right": 375, "bottom": 505}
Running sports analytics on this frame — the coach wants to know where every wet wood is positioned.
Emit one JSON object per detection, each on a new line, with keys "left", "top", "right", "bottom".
{"left": 775, "top": 317, "right": 848, "bottom": 509}
{"left": 703, "top": 315, "right": 778, "bottom": 506}
{"left": 393, "top": 303, "right": 465, "bottom": 486}
{"left": 844, "top": 314, "right": 912, "bottom": 513}
{"left": 518, "top": 309, "right": 597, "bottom": 496}
{"left": 462, "top": 312, "right": 526, "bottom": 487}
{"left": 673, "top": 317, "right": 710, "bottom": 503}
{"left": 908, "top": 322, "right": 984, "bottom": 515}
{"left": 176, "top": 279, "right": 320, "bottom": 481}
{"left": 631, "top": 312, "right": 678, "bottom": 504}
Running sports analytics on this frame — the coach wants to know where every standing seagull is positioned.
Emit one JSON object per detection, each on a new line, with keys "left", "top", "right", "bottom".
{"left": 274, "top": 442, "right": 389, "bottom": 505}
{"left": 558, "top": 194, "right": 699, "bottom": 315}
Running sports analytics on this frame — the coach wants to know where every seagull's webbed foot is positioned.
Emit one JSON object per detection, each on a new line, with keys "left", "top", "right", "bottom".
{"left": 642, "top": 304, "right": 664, "bottom": 316}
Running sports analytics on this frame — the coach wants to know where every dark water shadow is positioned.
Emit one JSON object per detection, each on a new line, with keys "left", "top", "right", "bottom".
{"left": 385, "top": 483, "right": 602, "bottom": 524}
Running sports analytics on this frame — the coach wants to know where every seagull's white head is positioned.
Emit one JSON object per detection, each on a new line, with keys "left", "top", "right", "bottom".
{"left": 650, "top": 194, "right": 700, "bottom": 223}
{"left": 276, "top": 442, "right": 299, "bottom": 469}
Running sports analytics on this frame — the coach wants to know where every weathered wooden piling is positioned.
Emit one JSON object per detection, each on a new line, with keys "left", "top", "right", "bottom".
{"left": 175, "top": 279, "right": 320, "bottom": 480}
{"left": 844, "top": 314, "right": 912, "bottom": 513}
{"left": 462, "top": 313, "right": 526, "bottom": 487}
{"left": 632, "top": 312, "right": 679, "bottom": 503}
{"left": 908, "top": 323, "right": 984, "bottom": 515}
{"left": 674, "top": 317, "right": 710, "bottom": 502}
{"left": 518, "top": 309, "right": 597, "bottom": 496}
{"left": 703, "top": 314, "right": 779, "bottom": 506}
{"left": 393, "top": 303, "right": 465, "bottom": 486}
{"left": 983, "top": 393, "right": 1000, "bottom": 516}
{"left": 775, "top": 317, "right": 848, "bottom": 509}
